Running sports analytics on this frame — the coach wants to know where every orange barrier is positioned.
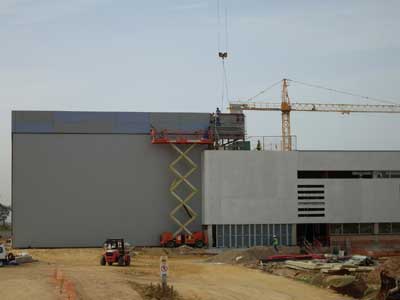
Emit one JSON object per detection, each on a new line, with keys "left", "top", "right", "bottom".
{"left": 52, "top": 268, "right": 77, "bottom": 300}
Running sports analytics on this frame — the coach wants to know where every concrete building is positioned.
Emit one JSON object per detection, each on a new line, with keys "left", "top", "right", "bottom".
{"left": 203, "top": 151, "right": 400, "bottom": 248}
{"left": 12, "top": 111, "right": 400, "bottom": 249}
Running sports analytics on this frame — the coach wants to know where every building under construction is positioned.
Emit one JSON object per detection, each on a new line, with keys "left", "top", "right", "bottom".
{"left": 11, "top": 110, "right": 400, "bottom": 249}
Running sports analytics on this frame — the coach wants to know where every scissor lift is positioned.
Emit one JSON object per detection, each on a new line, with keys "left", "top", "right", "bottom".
{"left": 151, "top": 129, "right": 213, "bottom": 237}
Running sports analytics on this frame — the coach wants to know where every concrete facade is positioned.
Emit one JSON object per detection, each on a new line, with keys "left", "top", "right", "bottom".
{"left": 202, "top": 150, "right": 400, "bottom": 225}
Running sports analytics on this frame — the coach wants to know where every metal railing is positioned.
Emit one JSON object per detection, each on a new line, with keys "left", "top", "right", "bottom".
{"left": 245, "top": 136, "right": 297, "bottom": 151}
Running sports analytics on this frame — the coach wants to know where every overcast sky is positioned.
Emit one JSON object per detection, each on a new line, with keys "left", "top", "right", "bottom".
{"left": 1, "top": 0, "right": 400, "bottom": 205}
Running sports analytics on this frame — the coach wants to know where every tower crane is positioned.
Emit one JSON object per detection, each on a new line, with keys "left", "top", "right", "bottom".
{"left": 229, "top": 79, "right": 400, "bottom": 151}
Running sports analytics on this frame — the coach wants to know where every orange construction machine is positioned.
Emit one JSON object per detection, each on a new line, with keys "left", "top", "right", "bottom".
{"left": 160, "top": 231, "right": 208, "bottom": 248}
{"left": 100, "top": 238, "right": 131, "bottom": 266}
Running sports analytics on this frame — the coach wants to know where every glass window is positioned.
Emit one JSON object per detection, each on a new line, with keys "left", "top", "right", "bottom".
{"left": 343, "top": 223, "right": 359, "bottom": 234}
{"left": 281, "top": 224, "right": 287, "bottom": 246}
{"left": 0, "top": 247, "right": 3, "bottom": 253}
{"left": 360, "top": 223, "right": 374, "bottom": 234}
{"left": 262, "top": 224, "right": 268, "bottom": 245}
{"left": 288, "top": 224, "right": 293, "bottom": 245}
{"left": 236, "top": 225, "right": 243, "bottom": 248}
{"left": 392, "top": 223, "right": 400, "bottom": 233}
{"left": 268, "top": 224, "right": 273, "bottom": 245}
{"left": 231, "top": 225, "right": 236, "bottom": 247}
{"left": 255, "top": 224, "right": 262, "bottom": 246}
{"left": 379, "top": 223, "right": 392, "bottom": 234}
{"left": 224, "top": 225, "right": 230, "bottom": 248}
{"left": 390, "top": 171, "right": 400, "bottom": 178}
{"left": 374, "top": 171, "right": 390, "bottom": 178}
{"left": 330, "top": 224, "right": 343, "bottom": 235}
{"left": 243, "top": 225, "right": 249, "bottom": 247}
{"left": 216, "top": 225, "right": 223, "bottom": 248}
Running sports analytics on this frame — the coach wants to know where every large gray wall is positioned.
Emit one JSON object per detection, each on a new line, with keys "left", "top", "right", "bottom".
{"left": 13, "top": 134, "right": 205, "bottom": 247}
{"left": 202, "top": 150, "right": 400, "bottom": 225}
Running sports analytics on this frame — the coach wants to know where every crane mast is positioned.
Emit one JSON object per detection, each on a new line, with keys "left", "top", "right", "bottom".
{"left": 229, "top": 79, "right": 400, "bottom": 151}
{"left": 281, "top": 78, "right": 292, "bottom": 151}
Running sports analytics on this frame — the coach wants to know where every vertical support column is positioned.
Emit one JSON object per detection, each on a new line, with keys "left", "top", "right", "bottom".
{"left": 207, "top": 225, "right": 213, "bottom": 248}
{"left": 374, "top": 223, "right": 379, "bottom": 235}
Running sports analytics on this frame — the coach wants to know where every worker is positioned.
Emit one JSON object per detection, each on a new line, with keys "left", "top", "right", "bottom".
{"left": 216, "top": 107, "right": 221, "bottom": 126}
{"left": 256, "top": 140, "right": 262, "bottom": 151}
{"left": 273, "top": 235, "right": 279, "bottom": 253}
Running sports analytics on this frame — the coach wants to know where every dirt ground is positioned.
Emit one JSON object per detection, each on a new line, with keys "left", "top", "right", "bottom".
{"left": 0, "top": 248, "right": 353, "bottom": 300}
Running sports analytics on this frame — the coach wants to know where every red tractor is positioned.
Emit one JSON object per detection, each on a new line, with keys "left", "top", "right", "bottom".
{"left": 160, "top": 231, "right": 208, "bottom": 248}
{"left": 100, "top": 238, "right": 131, "bottom": 266}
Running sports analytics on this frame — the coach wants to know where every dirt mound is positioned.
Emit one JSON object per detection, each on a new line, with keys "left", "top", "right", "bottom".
{"left": 327, "top": 276, "right": 368, "bottom": 299}
{"left": 367, "top": 256, "right": 400, "bottom": 285}
{"left": 207, "top": 246, "right": 300, "bottom": 265}
{"left": 130, "top": 282, "right": 183, "bottom": 300}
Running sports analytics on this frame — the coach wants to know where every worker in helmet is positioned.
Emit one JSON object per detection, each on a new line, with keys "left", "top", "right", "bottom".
{"left": 273, "top": 235, "right": 279, "bottom": 253}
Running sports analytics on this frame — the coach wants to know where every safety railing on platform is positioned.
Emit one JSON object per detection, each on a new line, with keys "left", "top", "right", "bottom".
{"left": 246, "top": 135, "right": 297, "bottom": 151}
{"left": 150, "top": 129, "right": 214, "bottom": 144}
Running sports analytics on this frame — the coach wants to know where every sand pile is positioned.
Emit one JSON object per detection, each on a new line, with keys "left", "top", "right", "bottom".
{"left": 207, "top": 246, "right": 300, "bottom": 265}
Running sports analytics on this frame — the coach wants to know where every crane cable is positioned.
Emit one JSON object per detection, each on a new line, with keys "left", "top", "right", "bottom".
{"left": 247, "top": 80, "right": 282, "bottom": 102}
{"left": 217, "top": 0, "right": 229, "bottom": 111}
{"left": 288, "top": 79, "right": 400, "bottom": 106}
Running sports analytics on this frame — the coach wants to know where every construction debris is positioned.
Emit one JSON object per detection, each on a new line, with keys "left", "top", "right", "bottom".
{"left": 258, "top": 254, "right": 384, "bottom": 299}
{"left": 207, "top": 246, "right": 300, "bottom": 266}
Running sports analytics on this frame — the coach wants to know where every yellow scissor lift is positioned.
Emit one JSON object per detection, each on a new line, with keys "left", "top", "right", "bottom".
{"left": 151, "top": 129, "right": 214, "bottom": 237}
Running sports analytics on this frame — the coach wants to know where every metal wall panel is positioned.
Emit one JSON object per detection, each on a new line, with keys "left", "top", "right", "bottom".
{"left": 113, "top": 112, "right": 150, "bottom": 134}
{"left": 13, "top": 111, "right": 210, "bottom": 134}
{"left": 53, "top": 112, "right": 114, "bottom": 133}
{"left": 12, "top": 134, "right": 205, "bottom": 247}
{"left": 150, "top": 112, "right": 210, "bottom": 132}
{"left": 13, "top": 111, "right": 55, "bottom": 133}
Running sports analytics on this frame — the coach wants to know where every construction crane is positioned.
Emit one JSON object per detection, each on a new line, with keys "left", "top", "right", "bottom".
{"left": 229, "top": 79, "right": 400, "bottom": 151}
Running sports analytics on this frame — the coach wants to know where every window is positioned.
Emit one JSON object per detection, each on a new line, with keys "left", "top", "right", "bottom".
{"left": 298, "top": 185, "right": 324, "bottom": 188}
{"left": 330, "top": 224, "right": 342, "bottom": 235}
{"left": 236, "top": 225, "right": 243, "bottom": 248}
{"left": 392, "top": 223, "right": 400, "bottom": 233}
{"left": 243, "top": 225, "right": 249, "bottom": 247}
{"left": 391, "top": 171, "right": 400, "bottom": 178}
{"left": 0, "top": 247, "right": 3, "bottom": 253}
{"left": 298, "top": 170, "right": 400, "bottom": 179}
{"left": 360, "top": 223, "right": 374, "bottom": 234}
{"left": 379, "top": 223, "right": 392, "bottom": 234}
{"left": 373, "top": 171, "right": 390, "bottom": 178}
{"left": 343, "top": 223, "right": 359, "bottom": 234}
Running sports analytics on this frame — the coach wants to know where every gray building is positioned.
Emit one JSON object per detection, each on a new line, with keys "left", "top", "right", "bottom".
{"left": 203, "top": 150, "right": 400, "bottom": 248}
{"left": 11, "top": 111, "right": 400, "bottom": 248}
{"left": 12, "top": 111, "right": 211, "bottom": 248}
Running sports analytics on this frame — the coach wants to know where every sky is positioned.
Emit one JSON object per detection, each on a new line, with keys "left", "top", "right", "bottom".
{"left": 1, "top": 0, "right": 400, "bottom": 206}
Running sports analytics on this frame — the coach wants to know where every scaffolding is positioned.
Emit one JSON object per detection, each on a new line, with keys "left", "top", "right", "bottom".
{"left": 151, "top": 129, "right": 213, "bottom": 236}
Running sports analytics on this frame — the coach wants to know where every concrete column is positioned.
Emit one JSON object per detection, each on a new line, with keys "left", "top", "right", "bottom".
{"left": 207, "top": 225, "right": 213, "bottom": 248}
{"left": 374, "top": 223, "right": 379, "bottom": 235}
